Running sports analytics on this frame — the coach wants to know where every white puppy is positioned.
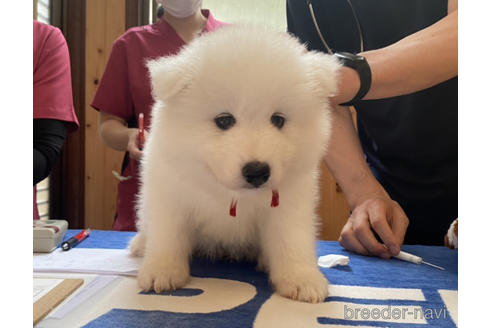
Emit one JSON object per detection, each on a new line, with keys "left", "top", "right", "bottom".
{"left": 129, "top": 25, "right": 340, "bottom": 303}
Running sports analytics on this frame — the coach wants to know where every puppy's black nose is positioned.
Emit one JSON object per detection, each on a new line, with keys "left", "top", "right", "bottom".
{"left": 242, "top": 161, "right": 270, "bottom": 187}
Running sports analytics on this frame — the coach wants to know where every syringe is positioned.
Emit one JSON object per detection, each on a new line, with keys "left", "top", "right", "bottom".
{"left": 394, "top": 251, "right": 445, "bottom": 270}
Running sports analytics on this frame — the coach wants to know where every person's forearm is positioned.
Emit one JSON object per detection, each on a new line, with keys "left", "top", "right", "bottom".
{"left": 98, "top": 112, "right": 132, "bottom": 152}
{"left": 331, "top": 9, "right": 457, "bottom": 105}
{"left": 33, "top": 119, "right": 68, "bottom": 185}
{"left": 324, "top": 105, "right": 388, "bottom": 208}
{"left": 34, "top": 148, "right": 49, "bottom": 185}
{"left": 363, "top": 10, "right": 457, "bottom": 100}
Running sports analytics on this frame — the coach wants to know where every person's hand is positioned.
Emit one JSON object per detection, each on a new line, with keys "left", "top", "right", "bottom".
{"left": 127, "top": 128, "right": 146, "bottom": 160}
{"left": 339, "top": 196, "right": 409, "bottom": 258}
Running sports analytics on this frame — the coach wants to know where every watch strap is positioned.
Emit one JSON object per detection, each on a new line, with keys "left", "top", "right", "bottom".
{"left": 335, "top": 52, "right": 372, "bottom": 107}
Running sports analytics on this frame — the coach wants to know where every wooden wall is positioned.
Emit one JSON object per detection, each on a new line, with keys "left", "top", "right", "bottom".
{"left": 317, "top": 164, "right": 350, "bottom": 241}
{"left": 84, "top": 0, "right": 126, "bottom": 229}
{"left": 33, "top": 0, "right": 37, "bottom": 19}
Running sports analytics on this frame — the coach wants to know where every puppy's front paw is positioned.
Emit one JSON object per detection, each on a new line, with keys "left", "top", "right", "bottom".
{"left": 138, "top": 258, "right": 190, "bottom": 293}
{"left": 272, "top": 267, "right": 329, "bottom": 303}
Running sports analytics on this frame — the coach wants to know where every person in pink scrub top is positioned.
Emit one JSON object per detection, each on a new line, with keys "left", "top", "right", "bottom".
{"left": 33, "top": 20, "right": 79, "bottom": 220}
{"left": 91, "top": 0, "right": 227, "bottom": 231}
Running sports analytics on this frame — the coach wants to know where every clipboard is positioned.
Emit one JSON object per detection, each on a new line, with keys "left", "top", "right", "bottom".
{"left": 33, "top": 278, "right": 84, "bottom": 325}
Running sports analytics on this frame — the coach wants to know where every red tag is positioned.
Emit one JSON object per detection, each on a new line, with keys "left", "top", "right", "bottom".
{"left": 271, "top": 190, "right": 279, "bottom": 207}
{"left": 229, "top": 199, "right": 237, "bottom": 217}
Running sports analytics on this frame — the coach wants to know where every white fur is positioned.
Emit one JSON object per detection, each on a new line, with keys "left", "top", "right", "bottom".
{"left": 129, "top": 25, "right": 341, "bottom": 303}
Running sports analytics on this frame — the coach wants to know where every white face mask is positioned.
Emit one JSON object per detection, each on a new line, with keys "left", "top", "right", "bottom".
{"left": 159, "top": 0, "right": 203, "bottom": 18}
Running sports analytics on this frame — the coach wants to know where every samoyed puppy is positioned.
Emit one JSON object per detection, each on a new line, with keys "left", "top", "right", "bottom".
{"left": 129, "top": 25, "right": 340, "bottom": 303}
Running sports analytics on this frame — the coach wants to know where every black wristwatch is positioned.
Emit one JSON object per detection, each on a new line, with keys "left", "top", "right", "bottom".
{"left": 334, "top": 52, "right": 372, "bottom": 107}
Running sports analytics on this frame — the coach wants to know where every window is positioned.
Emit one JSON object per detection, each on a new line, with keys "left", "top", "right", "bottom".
{"left": 36, "top": 0, "right": 50, "bottom": 24}
{"left": 202, "top": 0, "right": 286, "bottom": 31}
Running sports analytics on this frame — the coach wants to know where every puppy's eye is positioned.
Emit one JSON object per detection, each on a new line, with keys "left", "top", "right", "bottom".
{"left": 271, "top": 113, "right": 285, "bottom": 129}
{"left": 214, "top": 113, "right": 236, "bottom": 130}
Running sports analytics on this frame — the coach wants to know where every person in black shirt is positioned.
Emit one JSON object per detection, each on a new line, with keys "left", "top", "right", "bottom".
{"left": 287, "top": 0, "right": 457, "bottom": 255}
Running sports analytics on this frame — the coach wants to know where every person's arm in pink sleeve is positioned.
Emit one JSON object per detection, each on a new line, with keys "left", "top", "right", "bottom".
{"left": 33, "top": 23, "right": 78, "bottom": 128}
{"left": 91, "top": 38, "right": 144, "bottom": 159}
{"left": 33, "top": 22, "right": 78, "bottom": 183}
{"left": 98, "top": 111, "right": 144, "bottom": 160}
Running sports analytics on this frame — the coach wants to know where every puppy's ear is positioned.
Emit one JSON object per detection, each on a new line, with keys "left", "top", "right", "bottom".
{"left": 303, "top": 52, "right": 341, "bottom": 98}
{"left": 146, "top": 55, "right": 194, "bottom": 101}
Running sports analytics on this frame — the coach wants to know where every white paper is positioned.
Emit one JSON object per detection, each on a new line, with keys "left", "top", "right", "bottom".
{"left": 34, "top": 278, "right": 64, "bottom": 303}
{"left": 317, "top": 254, "right": 350, "bottom": 268}
{"left": 33, "top": 248, "right": 141, "bottom": 276}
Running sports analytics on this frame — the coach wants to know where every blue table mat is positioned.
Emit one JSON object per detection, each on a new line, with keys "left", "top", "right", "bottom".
{"left": 61, "top": 230, "right": 458, "bottom": 328}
